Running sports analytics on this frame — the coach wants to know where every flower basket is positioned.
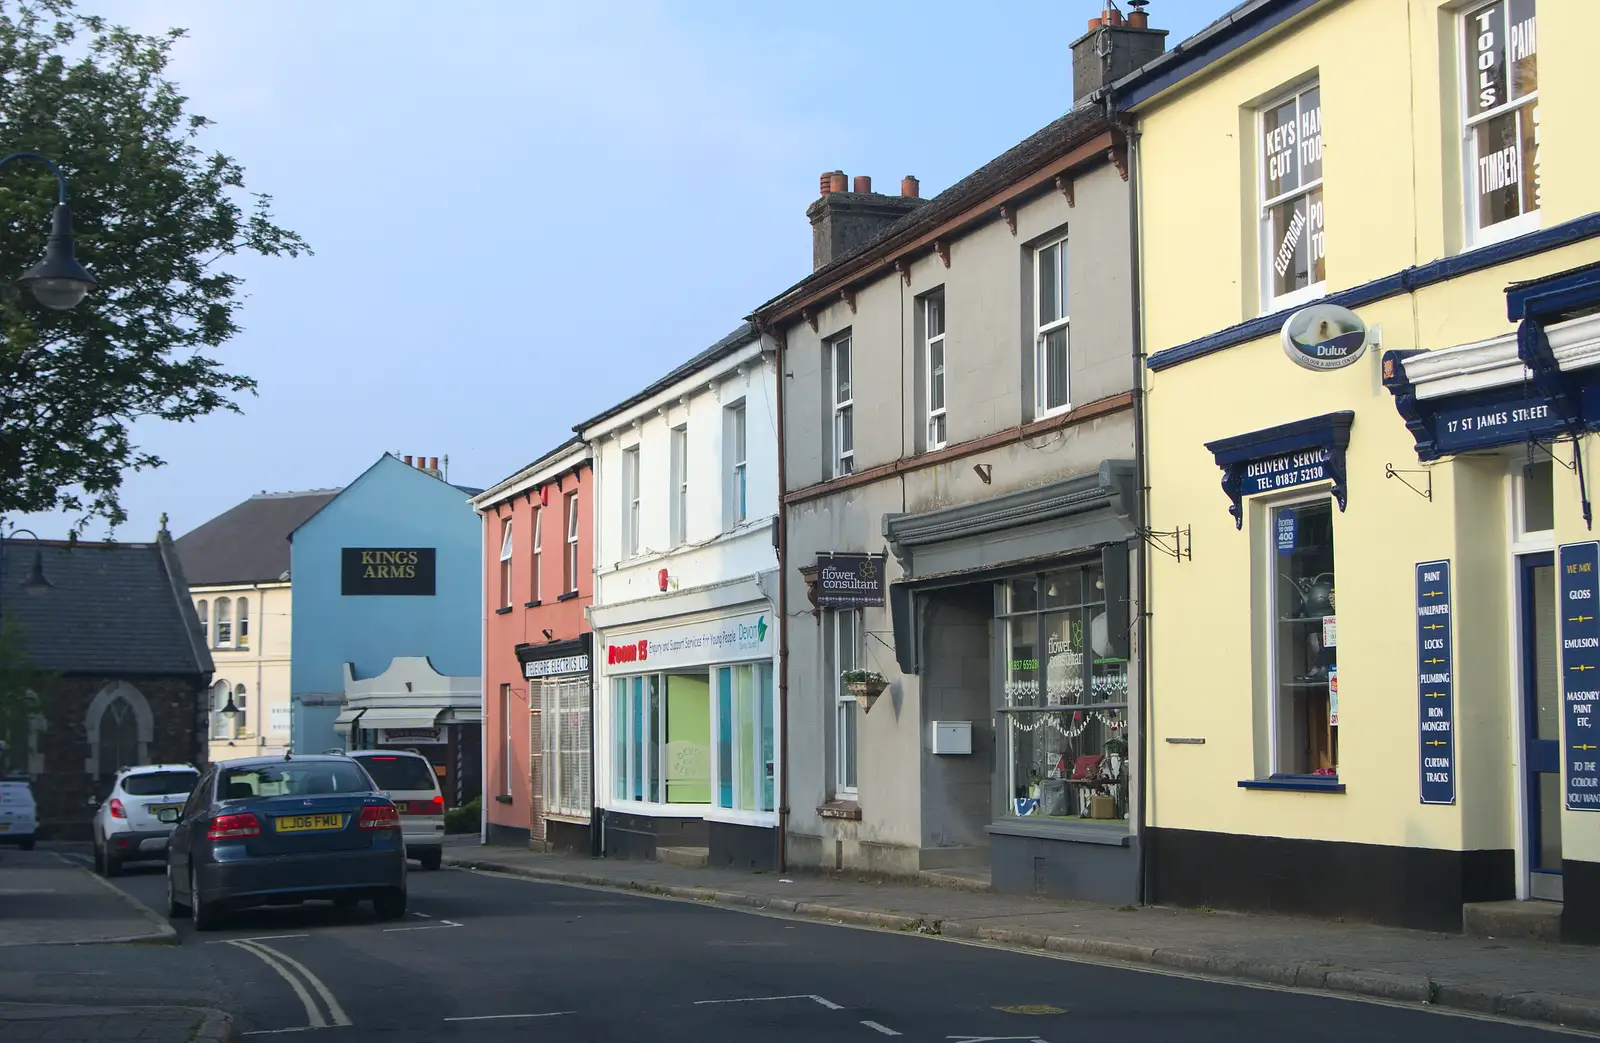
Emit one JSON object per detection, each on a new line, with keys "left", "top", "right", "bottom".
{"left": 843, "top": 671, "right": 888, "bottom": 713}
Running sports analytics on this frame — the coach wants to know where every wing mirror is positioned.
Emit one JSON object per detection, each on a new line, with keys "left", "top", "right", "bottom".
{"left": 155, "top": 807, "right": 182, "bottom": 825}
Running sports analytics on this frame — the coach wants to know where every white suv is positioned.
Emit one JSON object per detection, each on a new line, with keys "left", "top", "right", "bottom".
{"left": 92, "top": 764, "right": 200, "bottom": 876}
{"left": 346, "top": 750, "right": 446, "bottom": 870}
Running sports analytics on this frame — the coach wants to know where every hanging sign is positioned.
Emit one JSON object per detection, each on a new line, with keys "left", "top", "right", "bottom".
{"left": 341, "top": 548, "right": 437, "bottom": 596}
{"left": 1281, "top": 302, "right": 1368, "bottom": 371}
{"left": 1558, "top": 542, "right": 1600, "bottom": 811}
{"left": 814, "top": 553, "right": 887, "bottom": 608}
{"left": 1416, "top": 560, "right": 1455, "bottom": 805}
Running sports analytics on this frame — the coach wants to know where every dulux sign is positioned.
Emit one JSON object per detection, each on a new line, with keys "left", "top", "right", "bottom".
{"left": 1281, "top": 303, "right": 1369, "bottom": 372}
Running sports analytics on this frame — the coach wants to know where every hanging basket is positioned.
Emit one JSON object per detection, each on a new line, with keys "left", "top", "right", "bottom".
{"left": 846, "top": 677, "right": 888, "bottom": 713}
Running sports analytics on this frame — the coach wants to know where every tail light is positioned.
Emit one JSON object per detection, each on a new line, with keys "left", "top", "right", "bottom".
{"left": 207, "top": 812, "right": 261, "bottom": 840}
{"left": 108, "top": 798, "right": 126, "bottom": 819}
{"left": 358, "top": 804, "right": 401, "bottom": 831}
{"left": 430, "top": 795, "right": 444, "bottom": 812}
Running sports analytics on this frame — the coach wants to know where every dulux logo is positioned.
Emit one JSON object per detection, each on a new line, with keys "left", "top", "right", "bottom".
{"left": 1281, "top": 303, "right": 1368, "bottom": 372}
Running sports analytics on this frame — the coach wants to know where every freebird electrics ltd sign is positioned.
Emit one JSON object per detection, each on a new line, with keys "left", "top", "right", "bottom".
{"left": 341, "top": 548, "right": 437, "bottom": 596}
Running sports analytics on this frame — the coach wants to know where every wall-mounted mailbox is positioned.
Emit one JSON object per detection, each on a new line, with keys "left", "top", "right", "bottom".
{"left": 932, "top": 720, "right": 972, "bottom": 755}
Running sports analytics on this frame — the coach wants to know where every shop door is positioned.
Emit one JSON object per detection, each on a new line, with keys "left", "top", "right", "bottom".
{"left": 1519, "top": 552, "right": 1563, "bottom": 901}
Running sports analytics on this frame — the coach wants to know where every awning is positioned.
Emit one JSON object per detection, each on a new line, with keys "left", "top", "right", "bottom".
{"left": 332, "top": 708, "right": 365, "bottom": 733}
{"left": 355, "top": 707, "right": 441, "bottom": 731}
{"left": 437, "top": 707, "right": 482, "bottom": 725}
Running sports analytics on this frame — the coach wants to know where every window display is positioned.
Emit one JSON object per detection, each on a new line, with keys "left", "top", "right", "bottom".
{"left": 999, "top": 566, "right": 1129, "bottom": 824}
{"left": 1272, "top": 499, "right": 1338, "bottom": 774}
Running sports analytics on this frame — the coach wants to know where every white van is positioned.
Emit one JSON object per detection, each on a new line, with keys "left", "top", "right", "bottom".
{"left": 346, "top": 750, "right": 445, "bottom": 869}
{"left": 0, "top": 778, "right": 38, "bottom": 850}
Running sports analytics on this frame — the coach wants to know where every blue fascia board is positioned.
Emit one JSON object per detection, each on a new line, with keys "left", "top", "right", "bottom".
{"left": 1238, "top": 774, "right": 1346, "bottom": 793}
{"left": 1116, "top": 0, "right": 1320, "bottom": 111}
{"left": 1506, "top": 260, "right": 1600, "bottom": 322}
{"left": 1204, "top": 410, "right": 1354, "bottom": 466}
{"left": 1149, "top": 212, "right": 1600, "bottom": 373}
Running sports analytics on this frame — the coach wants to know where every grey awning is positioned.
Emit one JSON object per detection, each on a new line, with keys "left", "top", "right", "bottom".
{"left": 355, "top": 707, "right": 441, "bottom": 731}
{"left": 333, "top": 707, "right": 365, "bottom": 731}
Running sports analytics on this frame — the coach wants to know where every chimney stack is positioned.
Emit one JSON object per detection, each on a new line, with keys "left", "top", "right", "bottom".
{"left": 901, "top": 175, "right": 920, "bottom": 198}
{"left": 807, "top": 169, "right": 925, "bottom": 270}
{"left": 1071, "top": 1, "right": 1167, "bottom": 103}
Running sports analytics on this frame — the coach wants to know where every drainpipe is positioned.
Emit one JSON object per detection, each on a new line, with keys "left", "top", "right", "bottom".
{"left": 479, "top": 511, "right": 489, "bottom": 845}
{"left": 771, "top": 325, "right": 791, "bottom": 874}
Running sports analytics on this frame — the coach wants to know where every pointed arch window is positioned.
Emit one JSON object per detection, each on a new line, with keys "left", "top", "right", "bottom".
{"left": 98, "top": 698, "right": 139, "bottom": 781}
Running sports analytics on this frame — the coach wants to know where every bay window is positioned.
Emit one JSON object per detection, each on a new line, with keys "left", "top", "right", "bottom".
{"left": 1462, "top": 0, "right": 1539, "bottom": 244}
{"left": 1260, "top": 80, "right": 1325, "bottom": 311}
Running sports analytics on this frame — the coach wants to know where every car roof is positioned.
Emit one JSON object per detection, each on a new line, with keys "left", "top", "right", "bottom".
{"left": 215, "top": 754, "right": 357, "bottom": 769}
{"left": 347, "top": 749, "right": 431, "bottom": 759}
{"left": 120, "top": 764, "right": 197, "bottom": 775}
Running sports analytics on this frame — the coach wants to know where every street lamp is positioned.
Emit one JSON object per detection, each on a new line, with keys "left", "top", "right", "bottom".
{"left": 0, "top": 151, "right": 97, "bottom": 311}
{"left": 0, "top": 528, "right": 52, "bottom": 638}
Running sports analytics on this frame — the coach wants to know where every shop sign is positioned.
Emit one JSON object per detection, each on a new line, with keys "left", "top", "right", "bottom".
{"left": 1558, "top": 542, "right": 1600, "bottom": 811}
{"left": 1281, "top": 302, "right": 1368, "bottom": 371}
{"left": 525, "top": 654, "right": 590, "bottom": 679}
{"left": 1205, "top": 412, "right": 1352, "bottom": 530}
{"left": 1241, "top": 447, "right": 1331, "bottom": 497}
{"left": 1416, "top": 560, "right": 1455, "bottom": 806}
{"left": 1431, "top": 392, "right": 1566, "bottom": 456}
{"left": 379, "top": 728, "right": 442, "bottom": 743}
{"left": 341, "top": 547, "right": 437, "bottom": 596}
{"left": 604, "top": 611, "right": 771, "bottom": 672}
{"left": 815, "top": 553, "right": 886, "bottom": 608}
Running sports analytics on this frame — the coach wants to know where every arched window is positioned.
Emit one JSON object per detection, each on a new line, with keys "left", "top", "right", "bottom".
{"left": 98, "top": 697, "right": 139, "bottom": 781}
{"left": 234, "top": 683, "right": 249, "bottom": 735}
{"left": 237, "top": 598, "right": 250, "bottom": 648}
{"left": 210, "top": 679, "right": 233, "bottom": 739}
{"left": 214, "top": 597, "right": 232, "bottom": 648}
{"left": 196, "top": 600, "right": 209, "bottom": 644}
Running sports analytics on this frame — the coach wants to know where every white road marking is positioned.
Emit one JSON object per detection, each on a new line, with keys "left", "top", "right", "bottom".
{"left": 411, "top": 912, "right": 432, "bottom": 918}
{"left": 381, "top": 920, "right": 463, "bottom": 933}
{"left": 694, "top": 994, "right": 842, "bottom": 1010}
{"left": 230, "top": 939, "right": 352, "bottom": 1029}
{"left": 442, "top": 1012, "right": 575, "bottom": 1022}
{"left": 809, "top": 995, "right": 844, "bottom": 1011}
{"left": 209, "top": 934, "right": 310, "bottom": 945}
{"left": 947, "top": 1037, "right": 1051, "bottom": 1042}
{"left": 225, "top": 941, "right": 326, "bottom": 1029}
{"left": 862, "top": 1021, "right": 902, "bottom": 1036}
{"left": 242, "top": 1028, "right": 351, "bottom": 1036}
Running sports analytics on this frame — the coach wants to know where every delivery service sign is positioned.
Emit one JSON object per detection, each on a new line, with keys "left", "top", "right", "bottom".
{"left": 605, "top": 612, "right": 772, "bottom": 672}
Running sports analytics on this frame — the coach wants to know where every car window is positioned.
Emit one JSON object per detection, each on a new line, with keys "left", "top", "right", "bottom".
{"left": 0, "top": 783, "right": 33, "bottom": 806}
{"left": 219, "top": 762, "right": 373, "bottom": 799}
{"left": 182, "top": 770, "right": 213, "bottom": 817}
{"left": 354, "top": 755, "right": 437, "bottom": 792}
{"left": 121, "top": 771, "right": 200, "bottom": 797}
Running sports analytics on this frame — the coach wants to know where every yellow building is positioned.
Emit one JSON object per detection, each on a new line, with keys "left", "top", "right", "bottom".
{"left": 174, "top": 489, "right": 340, "bottom": 763}
{"left": 1121, "top": 0, "right": 1599, "bottom": 940}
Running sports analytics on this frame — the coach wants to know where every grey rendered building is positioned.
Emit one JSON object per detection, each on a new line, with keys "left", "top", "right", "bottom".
{"left": 752, "top": 22, "right": 1164, "bottom": 903}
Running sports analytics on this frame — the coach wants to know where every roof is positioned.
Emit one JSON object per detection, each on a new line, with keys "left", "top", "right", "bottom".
{"left": 572, "top": 322, "right": 759, "bottom": 434}
{"left": 473, "top": 437, "right": 589, "bottom": 510}
{"left": 1109, "top": 0, "right": 1319, "bottom": 110}
{"left": 289, "top": 455, "right": 481, "bottom": 539}
{"left": 4, "top": 531, "right": 213, "bottom": 678}
{"left": 752, "top": 106, "right": 1112, "bottom": 322}
{"left": 175, "top": 489, "right": 341, "bottom": 586}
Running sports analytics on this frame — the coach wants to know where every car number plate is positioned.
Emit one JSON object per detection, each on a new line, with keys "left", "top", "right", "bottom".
{"left": 275, "top": 814, "right": 343, "bottom": 832}
{"left": 149, "top": 804, "right": 181, "bottom": 816}
{"left": 0, "top": 824, "right": 9, "bottom": 832}
{"left": 394, "top": 801, "right": 409, "bottom": 813}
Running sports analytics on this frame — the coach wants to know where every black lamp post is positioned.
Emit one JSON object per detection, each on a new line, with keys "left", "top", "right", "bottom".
{"left": 0, "top": 151, "right": 97, "bottom": 311}
{"left": 0, "top": 528, "right": 52, "bottom": 637}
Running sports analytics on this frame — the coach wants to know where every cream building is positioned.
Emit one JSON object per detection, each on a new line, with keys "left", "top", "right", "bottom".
{"left": 174, "top": 489, "right": 340, "bottom": 763}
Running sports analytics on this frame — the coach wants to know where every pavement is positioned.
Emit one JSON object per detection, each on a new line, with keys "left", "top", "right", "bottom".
{"left": 0, "top": 848, "right": 174, "bottom": 947}
{"left": 445, "top": 842, "right": 1600, "bottom": 1034}
{"left": 0, "top": 1002, "right": 232, "bottom": 1043}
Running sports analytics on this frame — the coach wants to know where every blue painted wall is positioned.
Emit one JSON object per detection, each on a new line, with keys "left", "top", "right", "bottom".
{"left": 290, "top": 455, "right": 482, "bottom": 753}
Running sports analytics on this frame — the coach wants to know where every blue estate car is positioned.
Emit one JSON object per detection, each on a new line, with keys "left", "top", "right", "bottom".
{"left": 161, "top": 754, "right": 407, "bottom": 930}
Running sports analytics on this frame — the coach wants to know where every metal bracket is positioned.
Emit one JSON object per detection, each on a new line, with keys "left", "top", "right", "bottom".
{"left": 1137, "top": 525, "right": 1190, "bottom": 562}
{"left": 1528, "top": 437, "right": 1576, "bottom": 472}
{"left": 1383, "top": 463, "right": 1432, "bottom": 501}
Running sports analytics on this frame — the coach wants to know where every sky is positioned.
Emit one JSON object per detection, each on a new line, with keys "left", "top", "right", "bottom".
{"left": 16, "top": 0, "right": 1235, "bottom": 542}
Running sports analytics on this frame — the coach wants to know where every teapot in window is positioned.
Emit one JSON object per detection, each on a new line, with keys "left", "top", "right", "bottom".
{"left": 1281, "top": 572, "right": 1335, "bottom": 618}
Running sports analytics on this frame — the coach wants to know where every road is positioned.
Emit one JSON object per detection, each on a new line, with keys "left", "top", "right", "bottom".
{"left": 45, "top": 857, "right": 1575, "bottom": 1042}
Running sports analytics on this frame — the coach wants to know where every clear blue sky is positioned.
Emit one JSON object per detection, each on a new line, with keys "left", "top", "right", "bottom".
{"left": 21, "top": 0, "right": 1234, "bottom": 541}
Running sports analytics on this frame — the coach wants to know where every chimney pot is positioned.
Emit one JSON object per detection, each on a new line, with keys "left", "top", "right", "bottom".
{"left": 429, "top": 457, "right": 439, "bottom": 470}
{"left": 1088, "top": 16, "right": 1102, "bottom": 29}
{"left": 819, "top": 171, "right": 833, "bottom": 196}
{"left": 403, "top": 455, "right": 413, "bottom": 465}
{"left": 853, "top": 175, "right": 872, "bottom": 194}
{"left": 828, "top": 171, "right": 848, "bottom": 194}
{"left": 901, "top": 175, "right": 920, "bottom": 198}
{"left": 1129, "top": 10, "right": 1148, "bottom": 28}
{"left": 1073, "top": 4, "right": 1167, "bottom": 102}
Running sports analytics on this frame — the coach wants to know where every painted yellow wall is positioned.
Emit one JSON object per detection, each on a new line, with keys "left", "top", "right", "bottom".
{"left": 1136, "top": 0, "right": 1600, "bottom": 863}
{"left": 195, "top": 582, "right": 293, "bottom": 761}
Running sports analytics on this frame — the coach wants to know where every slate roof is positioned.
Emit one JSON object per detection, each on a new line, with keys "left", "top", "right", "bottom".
{"left": 175, "top": 489, "right": 341, "bottom": 586}
{"left": 3, "top": 533, "right": 212, "bottom": 678}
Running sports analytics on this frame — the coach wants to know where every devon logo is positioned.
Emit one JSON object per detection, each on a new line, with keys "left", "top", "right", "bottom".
{"left": 757, "top": 616, "right": 768, "bottom": 643}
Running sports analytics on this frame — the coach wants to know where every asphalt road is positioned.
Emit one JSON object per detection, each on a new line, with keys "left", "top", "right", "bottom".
{"left": 62, "top": 859, "right": 1573, "bottom": 1042}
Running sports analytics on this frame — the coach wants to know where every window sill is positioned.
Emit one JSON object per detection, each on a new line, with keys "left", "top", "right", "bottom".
{"left": 524, "top": 600, "right": 541, "bottom": 608}
{"left": 557, "top": 591, "right": 580, "bottom": 602}
{"left": 817, "top": 799, "right": 861, "bottom": 821}
{"left": 1261, "top": 283, "right": 1327, "bottom": 317}
{"left": 494, "top": 606, "right": 514, "bottom": 616}
{"left": 986, "top": 819, "right": 1131, "bottom": 846}
{"left": 1237, "top": 774, "right": 1344, "bottom": 794}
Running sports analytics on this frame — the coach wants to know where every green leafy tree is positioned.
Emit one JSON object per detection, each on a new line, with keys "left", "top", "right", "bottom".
{"left": 0, "top": 0, "right": 309, "bottom": 532}
{"left": 0, "top": 619, "right": 50, "bottom": 774}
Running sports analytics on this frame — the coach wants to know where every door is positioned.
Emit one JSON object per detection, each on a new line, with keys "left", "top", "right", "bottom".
{"left": 1519, "top": 552, "right": 1563, "bottom": 900}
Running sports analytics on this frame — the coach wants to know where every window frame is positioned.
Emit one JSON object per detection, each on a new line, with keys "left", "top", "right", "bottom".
{"left": 531, "top": 506, "right": 542, "bottom": 603}
{"left": 924, "top": 292, "right": 947, "bottom": 448}
{"left": 622, "top": 445, "right": 641, "bottom": 559}
{"left": 1458, "top": 0, "right": 1541, "bottom": 249}
{"left": 713, "top": 661, "right": 776, "bottom": 818}
{"left": 1033, "top": 237, "right": 1072, "bottom": 418}
{"left": 832, "top": 609, "right": 861, "bottom": 798}
{"left": 831, "top": 333, "right": 855, "bottom": 478}
{"left": 1263, "top": 491, "right": 1340, "bottom": 777}
{"left": 1257, "top": 79, "right": 1326, "bottom": 313}
{"left": 196, "top": 600, "right": 209, "bottom": 645}
{"left": 610, "top": 672, "right": 713, "bottom": 810}
{"left": 236, "top": 598, "right": 249, "bottom": 648}
{"left": 498, "top": 518, "right": 514, "bottom": 609}
{"left": 209, "top": 679, "right": 232, "bottom": 740}
{"left": 670, "top": 424, "right": 689, "bottom": 547}
{"left": 564, "top": 493, "right": 580, "bottom": 594}
{"left": 499, "top": 682, "right": 513, "bottom": 797}
{"left": 233, "top": 684, "right": 249, "bottom": 737}
{"left": 728, "top": 402, "right": 748, "bottom": 528}
{"left": 214, "top": 597, "right": 233, "bottom": 649}
{"left": 541, "top": 676, "right": 592, "bottom": 818}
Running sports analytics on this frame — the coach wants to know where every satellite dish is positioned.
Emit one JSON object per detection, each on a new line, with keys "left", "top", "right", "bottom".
{"left": 1282, "top": 302, "right": 1368, "bottom": 371}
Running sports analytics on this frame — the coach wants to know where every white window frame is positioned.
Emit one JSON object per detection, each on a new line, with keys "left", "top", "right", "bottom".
{"left": 1511, "top": 450, "right": 1556, "bottom": 548}
{"left": 1033, "top": 237, "right": 1071, "bottom": 418}
{"left": 610, "top": 672, "right": 713, "bottom": 810}
{"left": 214, "top": 597, "right": 233, "bottom": 649}
{"left": 832, "top": 609, "right": 861, "bottom": 798}
{"left": 1459, "top": 0, "right": 1541, "bottom": 249}
{"left": 712, "top": 662, "right": 776, "bottom": 820}
{"left": 236, "top": 598, "right": 249, "bottom": 648}
{"left": 622, "top": 445, "right": 641, "bottom": 559}
{"left": 531, "top": 506, "right": 542, "bottom": 603}
{"left": 924, "top": 293, "right": 947, "bottom": 448}
{"left": 498, "top": 518, "right": 514, "bottom": 608}
{"left": 670, "top": 424, "right": 689, "bottom": 546}
{"left": 1258, "top": 80, "right": 1326, "bottom": 313}
{"left": 564, "top": 493, "right": 580, "bottom": 593}
{"left": 233, "top": 684, "right": 249, "bottom": 737}
{"left": 499, "top": 682, "right": 513, "bottom": 797}
{"left": 728, "top": 403, "right": 748, "bottom": 528}
{"left": 196, "top": 600, "right": 208, "bottom": 645}
{"left": 831, "top": 334, "right": 854, "bottom": 478}
{"left": 210, "top": 679, "right": 232, "bottom": 740}
{"left": 1263, "top": 490, "right": 1338, "bottom": 777}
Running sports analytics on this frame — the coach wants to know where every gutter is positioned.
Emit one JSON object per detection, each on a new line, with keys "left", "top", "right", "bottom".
{"left": 768, "top": 324, "right": 791, "bottom": 874}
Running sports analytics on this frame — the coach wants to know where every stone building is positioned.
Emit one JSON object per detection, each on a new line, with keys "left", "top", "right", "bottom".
{"left": 1, "top": 521, "right": 212, "bottom": 839}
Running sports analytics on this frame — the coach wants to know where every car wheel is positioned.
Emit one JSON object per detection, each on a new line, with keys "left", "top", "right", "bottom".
{"left": 166, "top": 864, "right": 189, "bottom": 918}
{"left": 190, "top": 866, "right": 221, "bottom": 932}
{"left": 19, "top": 838, "right": 34, "bottom": 852}
{"left": 102, "top": 847, "right": 121, "bottom": 878}
{"left": 372, "top": 888, "right": 407, "bottom": 920}
{"left": 92, "top": 841, "right": 103, "bottom": 874}
{"left": 419, "top": 848, "right": 442, "bottom": 871}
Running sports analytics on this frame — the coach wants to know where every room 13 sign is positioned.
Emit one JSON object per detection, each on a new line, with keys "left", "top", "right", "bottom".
{"left": 341, "top": 547, "right": 437, "bottom": 596}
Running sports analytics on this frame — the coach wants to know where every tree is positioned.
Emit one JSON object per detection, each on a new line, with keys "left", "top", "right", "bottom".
{"left": 0, "top": 618, "right": 49, "bottom": 774}
{"left": 0, "top": 0, "right": 309, "bottom": 533}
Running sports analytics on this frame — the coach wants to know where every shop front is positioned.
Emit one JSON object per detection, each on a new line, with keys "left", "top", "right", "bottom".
{"left": 882, "top": 461, "right": 1142, "bottom": 904}
{"left": 334, "top": 656, "right": 482, "bottom": 810}
{"left": 516, "top": 635, "right": 596, "bottom": 855}
{"left": 593, "top": 601, "right": 778, "bottom": 868}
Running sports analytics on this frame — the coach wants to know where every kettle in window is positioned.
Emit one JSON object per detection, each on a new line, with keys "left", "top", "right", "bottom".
{"left": 1280, "top": 572, "right": 1335, "bottom": 618}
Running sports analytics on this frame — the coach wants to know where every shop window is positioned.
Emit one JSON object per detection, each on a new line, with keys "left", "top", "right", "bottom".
{"left": 498, "top": 518, "right": 514, "bottom": 608}
{"left": 622, "top": 446, "right": 641, "bottom": 559}
{"left": 829, "top": 332, "right": 854, "bottom": 478}
{"left": 531, "top": 507, "right": 542, "bottom": 602}
{"left": 999, "top": 567, "right": 1129, "bottom": 823}
{"left": 724, "top": 403, "right": 747, "bottom": 530}
{"left": 196, "top": 600, "right": 208, "bottom": 644}
{"left": 1033, "top": 238, "right": 1070, "bottom": 417}
{"left": 214, "top": 597, "right": 233, "bottom": 648}
{"left": 236, "top": 598, "right": 249, "bottom": 648}
{"left": 1259, "top": 80, "right": 1325, "bottom": 312}
{"left": 923, "top": 292, "right": 947, "bottom": 448}
{"left": 612, "top": 673, "right": 711, "bottom": 806}
{"left": 1461, "top": 0, "right": 1538, "bottom": 246}
{"left": 831, "top": 609, "right": 862, "bottom": 797}
{"left": 715, "top": 662, "right": 775, "bottom": 813}
{"left": 541, "top": 676, "right": 591, "bottom": 817}
{"left": 670, "top": 425, "right": 689, "bottom": 546}
{"left": 564, "top": 492, "right": 580, "bottom": 593}
{"left": 1270, "top": 499, "right": 1339, "bottom": 775}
